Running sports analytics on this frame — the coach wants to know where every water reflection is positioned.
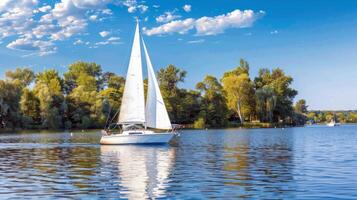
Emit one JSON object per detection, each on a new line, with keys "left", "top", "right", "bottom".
{"left": 100, "top": 145, "right": 175, "bottom": 199}
{"left": 221, "top": 129, "right": 296, "bottom": 198}
{"left": 1, "top": 127, "right": 357, "bottom": 199}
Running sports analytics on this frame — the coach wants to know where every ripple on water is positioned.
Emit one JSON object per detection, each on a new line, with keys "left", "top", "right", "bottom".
{"left": 0, "top": 126, "right": 357, "bottom": 199}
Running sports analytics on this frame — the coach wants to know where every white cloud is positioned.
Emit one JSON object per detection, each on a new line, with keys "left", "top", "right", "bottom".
{"left": 183, "top": 4, "right": 191, "bottom": 13}
{"left": 156, "top": 11, "right": 181, "bottom": 23}
{"left": 95, "top": 37, "right": 120, "bottom": 46}
{"left": 187, "top": 39, "right": 204, "bottom": 44}
{"left": 38, "top": 5, "right": 51, "bottom": 12}
{"left": 145, "top": 18, "right": 195, "bottom": 36}
{"left": 0, "top": 0, "right": 147, "bottom": 56}
{"left": 73, "top": 39, "right": 84, "bottom": 45}
{"left": 0, "top": 0, "right": 38, "bottom": 39}
{"left": 7, "top": 36, "right": 57, "bottom": 56}
{"left": 145, "top": 9, "right": 265, "bottom": 36}
{"left": 270, "top": 30, "right": 279, "bottom": 34}
{"left": 108, "top": 36, "right": 120, "bottom": 41}
{"left": 99, "top": 31, "right": 110, "bottom": 37}
{"left": 127, "top": 6, "right": 136, "bottom": 13}
{"left": 121, "top": 0, "right": 148, "bottom": 13}
{"left": 101, "top": 8, "right": 112, "bottom": 15}
{"left": 89, "top": 15, "right": 98, "bottom": 21}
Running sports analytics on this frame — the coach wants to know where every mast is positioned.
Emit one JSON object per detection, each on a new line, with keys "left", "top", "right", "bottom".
{"left": 118, "top": 20, "right": 146, "bottom": 125}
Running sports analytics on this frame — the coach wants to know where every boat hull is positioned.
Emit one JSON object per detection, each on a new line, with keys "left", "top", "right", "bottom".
{"left": 100, "top": 132, "right": 174, "bottom": 145}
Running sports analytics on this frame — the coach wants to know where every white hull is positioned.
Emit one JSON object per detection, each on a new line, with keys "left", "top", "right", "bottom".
{"left": 100, "top": 130, "right": 174, "bottom": 145}
{"left": 327, "top": 123, "right": 336, "bottom": 127}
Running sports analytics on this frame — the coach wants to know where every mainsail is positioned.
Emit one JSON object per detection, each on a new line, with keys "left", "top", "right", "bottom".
{"left": 142, "top": 38, "right": 172, "bottom": 130}
{"left": 118, "top": 22, "right": 146, "bottom": 124}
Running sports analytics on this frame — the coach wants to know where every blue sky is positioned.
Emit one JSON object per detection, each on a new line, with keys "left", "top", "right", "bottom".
{"left": 0, "top": 0, "right": 356, "bottom": 110}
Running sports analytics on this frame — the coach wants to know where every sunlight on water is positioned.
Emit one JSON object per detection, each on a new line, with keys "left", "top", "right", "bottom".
{"left": 0, "top": 125, "right": 357, "bottom": 199}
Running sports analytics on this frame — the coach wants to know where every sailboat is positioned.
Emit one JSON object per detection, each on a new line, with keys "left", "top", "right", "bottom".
{"left": 327, "top": 113, "right": 340, "bottom": 127}
{"left": 100, "top": 21, "right": 175, "bottom": 145}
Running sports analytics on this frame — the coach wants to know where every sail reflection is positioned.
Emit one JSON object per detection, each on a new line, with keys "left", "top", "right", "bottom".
{"left": 100, "top": 145, "right": 175, "bottom": 199}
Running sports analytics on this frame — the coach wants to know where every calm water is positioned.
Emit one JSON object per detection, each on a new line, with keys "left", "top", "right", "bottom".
{"left": 0, "top": 125, "right": 357, "bottom": 199}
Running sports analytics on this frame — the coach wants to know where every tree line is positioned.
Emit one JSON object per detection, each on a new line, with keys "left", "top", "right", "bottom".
{"left": 0, "top": 59, "right": 308, "bottom": 130}
{"left": 307, "top": 110, "right": 357, "bottom": 124}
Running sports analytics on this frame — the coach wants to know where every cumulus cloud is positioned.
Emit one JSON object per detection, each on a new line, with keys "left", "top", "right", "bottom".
{"left": 7, "top": 36, "right": 57, "bottom": 56}
{"left": 101, "top": 8, "right": 112, "bottom": 15}
{"left": 89, "top": 15, "right": 98, "bottom": 21}
{"left": 156, "top": 11, "right": 181, "bottom": 23}
{"left": 183, "top": 4, "right": 191, "bottom": 12}
{"left": 99, "top": 31, "right": 110, "bottom": 37}
{"left": 73, "top": 39, "right": 84, "bottom": 45}
{"left": 145, "top": 18, "right": 195, "bottom": 36}
{"left": 145, "top": 9, "right": 265, "bottom": 36}
{"left": 38, "top": 5, "right": 52, "bottom": 13}
{"left": 121, "top": 0, "right": 148, "bottom": 13}
{"left": 0, "top": 0, "right": 131, "bottom": 56}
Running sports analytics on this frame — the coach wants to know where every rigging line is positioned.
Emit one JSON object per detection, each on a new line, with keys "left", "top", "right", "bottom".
{"left": 104, "top": 99, "right": 112, "bottom": 129}
{"left": 107, "top": 107, "right": 120, "bottom": 129}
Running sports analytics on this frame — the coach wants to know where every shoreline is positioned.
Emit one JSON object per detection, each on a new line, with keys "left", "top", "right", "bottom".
{"left": 2, "top": 123, "right": 356, "bottom": 134}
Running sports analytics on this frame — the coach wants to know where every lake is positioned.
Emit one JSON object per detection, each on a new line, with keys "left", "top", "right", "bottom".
{"left": 0, "top": 125, "right": 356, "bottom": 199}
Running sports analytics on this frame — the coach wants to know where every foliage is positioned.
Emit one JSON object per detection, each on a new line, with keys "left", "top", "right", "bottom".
{"left": 196, "top": 75, "right": 228, "bottom": 127}
{"left": 254, "top": 68, "right": 298, "bottom": 123}
{"left": 158, "top": 65, "right": 200, "bottom": 124}
{"left": 0, "top": 59, "right": 310, "bottom": 130}
{"left": 295, "top": 99, "right": 308, "bottom": 114}
{"left": 307, "top": 111, "right": 357, "bottom": 124}
{"left": 194, "top": 117, "right": 206, "bottom": 129}
{"left": 222, "top": 73, "right": 254, "bottom": 124}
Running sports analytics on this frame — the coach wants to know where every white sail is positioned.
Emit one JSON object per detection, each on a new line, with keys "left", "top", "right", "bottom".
{"left": 118, "top": 22, "right": 146, "bottom": 124}
{"left": 142, "top": 38, "right": 172, "bottom": 130}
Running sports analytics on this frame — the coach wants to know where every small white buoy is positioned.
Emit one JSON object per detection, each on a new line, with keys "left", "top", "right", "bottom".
{"left": 70, "top": 132, "right": 73, "bottom": 137}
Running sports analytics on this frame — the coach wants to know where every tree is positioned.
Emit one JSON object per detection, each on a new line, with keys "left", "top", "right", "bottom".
{"left": 65, "top": 62, "right": 106, "bottom": 128}
{"left": 34, "top": 70, "right": 64, "bottom": 129}
{"left": 196, "top": 75, "right": 228, "bottom": 127}
{"left": 64, "top": 61, "right": 102, "bottom": 93}
{"left": 222, "top": 73, "right": 254, "bottom": 124}
{"left": 99, "top": 73, "right": 125, "bottom": 125}
{"left": 254, "top": 68, "right": 297, "bottom": 122}
{"left": 0, "top": 80, "right": 22, "bottom": 129}
{"left": 20, "top": 88, "right": 41, "bottom": 127}
{"left": 295, "top": 99, "right": 308, "bottom": 114}
{"left": 222, "top": 58, "right": 250, "bottom": 78}
{"left": 5, "top": 68, "right": 35, "bottom": 87}
{"left": 255, "top": 86, "right": 277, "bottom": 122}
{"left": 157, "top": 65, "right": 200, "bottom": 124}
{"left": 158, "top": 64, "right": 186, "bottom": 92}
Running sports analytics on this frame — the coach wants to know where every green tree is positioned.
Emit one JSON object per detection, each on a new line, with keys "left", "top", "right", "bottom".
{"left": 255, "top": 86, "right": 277, "bottom": 122}
{"left": 222, "top": 73, "right": 254, "bottom": 124}
{"left": 64, "top": 61, "right": 102, "bottom": 93}
{"left": 5, "top": 68, "right": 35, "bottom": 87}
{"left": 65, "top": 62, "right": 106, "bottom": 128}
{"left": 0, "top": 80, "right": 22, "bottom": 129}
{"left": 20, "top": 88, "right": 41, "bottom": 127}
{"left": 222, "top": 58, "right": 250, "bottom": 77}
{"left": 34, "top": 69, "right": 64, "bottom": 129}
{"left": 254, "top": 68, "right": 297, "bottom": 123}
{"left": 295, "top": 99, "right": 308, "bottom": 114}
{"left": 100, "top": 73, "right": 125, "bottom": 125}
{"left": 196, "top": 75, "right": 228, "bottom": 127}
{"left": 158, "top": 64, "right": 186, "bottom": 92}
